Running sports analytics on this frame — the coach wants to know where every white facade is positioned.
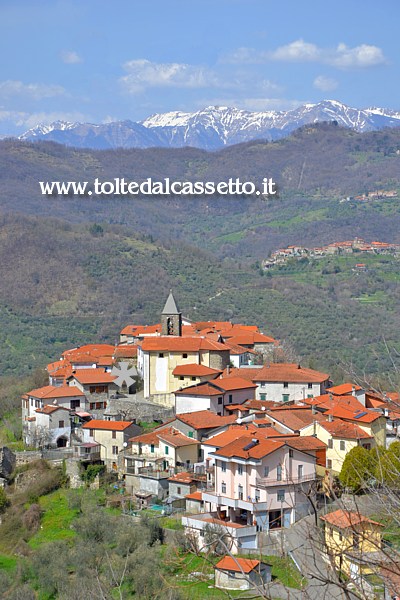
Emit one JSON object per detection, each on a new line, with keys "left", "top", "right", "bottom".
{"left": 255, "top": 380, "right": 327, "bottom": 403}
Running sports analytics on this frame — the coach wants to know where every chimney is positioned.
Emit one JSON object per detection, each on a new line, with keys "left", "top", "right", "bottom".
{"left": 298, "top": 363, "right": 301, "bottom": 369}
{"left": 352, "top": 386, "right": 356, "bottom": 397}
{"left": 328, "top": 413, "right": 334, "bottom": 422}
{"left": 384, "top": 408, "right": 389, "bottom": 418}
{"left": 312, "top": 404, "right": 317, "bottom": 415}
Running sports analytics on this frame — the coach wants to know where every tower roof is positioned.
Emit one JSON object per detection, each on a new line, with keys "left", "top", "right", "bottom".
{"left": 162, "top": 291, "right": 180, "bottom": 315}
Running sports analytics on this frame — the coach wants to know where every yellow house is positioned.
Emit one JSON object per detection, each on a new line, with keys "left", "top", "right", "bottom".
{"left": 301, "top": 419, "right": 374, "bottom": 474}
{"left": 323, "top": 406, "right": 386, "bottom": 448}
{"left": 321, "top": 509, "right": 383, "bottom": 580}
{"left": 82, "top": 420, "right": 141, "bottom": 472}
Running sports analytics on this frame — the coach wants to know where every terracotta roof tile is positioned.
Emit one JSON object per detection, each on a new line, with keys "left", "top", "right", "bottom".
{"left": 27, "top": 385, "right": 85, "bottom": 399}
{"left": 326, "top": 383, "right": 362, "bottom": 395}
{"left": 142, "top": 336, "right": 228, "bottom": 352}
{"left": 82, "top": 420, "right": 135, "bottom": 431}
{"left": 320, "top": 420, "right": 372, "bottom": 439}
{"left": 172, "top": 364, "right": 222, "bottom": 377}
{"left": 215, "top": 557, "right": 260, "bottom": 574}
{"left": 67, "top": 369, "right": 116, "bottom": 385}
{"left": 176, "top": 411, "right": 236, "bottom": 429}
{"left": 321, "top": 509, "right": 382, "bottom": 529}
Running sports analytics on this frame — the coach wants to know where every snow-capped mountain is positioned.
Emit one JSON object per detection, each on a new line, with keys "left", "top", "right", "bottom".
{"left": 19, "top": 100, "right": 400, "bottom": 150}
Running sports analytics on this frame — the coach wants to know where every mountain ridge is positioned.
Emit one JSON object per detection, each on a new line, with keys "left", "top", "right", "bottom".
{"left": 19, "top": 100, "right": 400, "bottom": 150}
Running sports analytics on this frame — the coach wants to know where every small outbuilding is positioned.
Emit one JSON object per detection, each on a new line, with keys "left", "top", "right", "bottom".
{"left": 214, "top": 556, "right": 272, "bottom": 591}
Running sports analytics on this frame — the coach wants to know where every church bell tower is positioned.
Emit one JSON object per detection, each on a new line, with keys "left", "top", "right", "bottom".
{"left": 161, "top": 291, "right": 182, "bottom": 336}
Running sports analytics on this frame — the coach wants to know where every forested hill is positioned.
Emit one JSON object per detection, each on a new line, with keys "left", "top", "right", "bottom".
{"left": 0, "top": 213, "right": 399, "bottom": 382}
{"left": 1, "top": 123, "right": 400, "bottom": 260}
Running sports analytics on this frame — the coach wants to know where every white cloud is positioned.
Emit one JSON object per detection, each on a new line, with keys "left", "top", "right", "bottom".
{"left": 0, "top": 80, "right": 65, "bottom": 100}
{"left": 271, "top": 39, "right": 320, "bottom": 62}
{"left": 60, "top": 50, "right": 82, "bottom": 64}
{"left": 313, "top": 75, "right": 338, "bottom": 92}
{"left": 223, "top": 39, "right": 387, "bottom": 69}
{"left": 332, "top": 43, "right": 386, "bottom": 68}
{"left": 0, "top": 110, "right": 87, "bottom": 130}
{"left": 120, "top": 59, "right": 219, "bottom": 93}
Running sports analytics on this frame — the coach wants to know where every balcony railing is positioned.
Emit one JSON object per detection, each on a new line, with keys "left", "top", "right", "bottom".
{"left": 255, "top": 473, "right": 316, "bottom": 487}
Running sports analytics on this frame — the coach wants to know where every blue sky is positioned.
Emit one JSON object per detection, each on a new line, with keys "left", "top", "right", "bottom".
{"left": 0, "top": 0, "right": 399, "bottom": 134}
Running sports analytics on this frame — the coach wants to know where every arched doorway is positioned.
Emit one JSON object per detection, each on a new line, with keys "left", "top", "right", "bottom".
{"left": 57, "top": 436, "right": 68, "bottom": 448}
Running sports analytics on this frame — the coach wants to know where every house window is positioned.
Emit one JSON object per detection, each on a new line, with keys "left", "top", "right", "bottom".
{"left": 177, "top": 486, "right": 181, "bottom": 495}
{"left": 327, "top": 459, "right": 332, "bottom": 469}
{"left": 260, "top": 382, "right": 266, "bottom": 388}
{"left": 364, "top": 443, "right": 371, "bottom": 450}
{"left": 150, "top": 444, "right": 155, "bottom": 453}
{"left": 58, "top": 420, "right": 64, "bottom": 428}
{"left": 179, "top": 376, "right": 184, "bottom": 381}
{"left": 308, "top": 383, "right": 313, "bottom": 389}
{"left": 255, "top": 489, "right": 260, "bottom": 502}
{"left": 165, "top": 446, "right": 169, "bottom": 455}
{"left": 71, "top": 399, "right": 80, "bottom": 409}
{"left": 183, "top": 353, "right": 188, "bottom": 358}
{"left": 89, "top": 429, "right": 94, "bottom": 437}
{"left": 260, "top": 394, "right": 266, "bottom": 401}
{"left": 289, "top": 449, "right": 293, "bottom": 458}
{"left": 328, "top": 438, "right": 333, "bottom": 449}
{"left": 158, "top": 353, "right": 164, "bottom": 358}
{"left": 228, "top": 394, "right": 233, "bottom": 403}
{"left": 112, "top": 446, "right": 118, "bottom": 455}
{"left": 277, "top": 465, "right": 282, "bottom": 481}
{"left": 277, "top": 490, "right": 285, "bottom": 502}
{"left": 112, "top": 431, "right": 116, "bottom": 439}
{"left": 90, "top": 403, "right": 95, "bottom": 410}
{"left": 340, "top": 440, "right": 346, "bottom": 451}
{"left": 191, "top": 377, "right": 196, "bottom": 381}
{"left": 307, "top": 394, "right": 313, "bottom": 398}
{"left": 238, "top": 484, "right": 243, "bottom": 500}
{"left": 221, "top": 462, "right": 226, "bottom": 472}
{"left": 188, "top": 431, "right": 194, "bottom": 438}
{"left": 298, "top": 465, "right": 303, "bottom": 480}
{"left": 263, "top": 466, "right": 269, "bottom": 478}
{"left": 218, "top": 397, "right": 223, "bottom": 405}
{"left": 283, "top": 382, "right": 289, "bottom": 388}
{"left": 221, "top": 482, "right": 226, "bottom": 494}
{"left": 238, "top": 465, "right": 243, "bottom": 475}
{"left": 282, "top": 394, "right": 289, "bottom": 403}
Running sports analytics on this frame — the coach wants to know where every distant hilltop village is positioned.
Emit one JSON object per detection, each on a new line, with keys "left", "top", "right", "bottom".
{"left": 340, "top": 189, "right": 398, "bottom": 203}
{"left": 263, "top": 238, "right": 400, "bottom": 269}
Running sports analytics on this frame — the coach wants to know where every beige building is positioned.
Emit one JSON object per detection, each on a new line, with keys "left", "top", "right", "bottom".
{"left": 82, "top": 420, "right": 141, "bottom": 472}
{"left": 321, "top": 509, "right": 383, "bottom": 581}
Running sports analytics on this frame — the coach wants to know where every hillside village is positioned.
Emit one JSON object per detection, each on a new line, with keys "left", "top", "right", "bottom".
{"left": 263, "top": 238, "right": 400, "bottom": 269}
{"left": 10, "top": 291, "right": 400, "bottom": 597}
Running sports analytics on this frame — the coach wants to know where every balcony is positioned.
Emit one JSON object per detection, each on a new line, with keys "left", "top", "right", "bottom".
{"left": 255, "top": 473, "right": 316, "bottom": 487}
{"left": 74, "top": 443, "right": 101, "bottom": 462}
{"left": 202, "top": 491, "right": 268, "bottom": 512}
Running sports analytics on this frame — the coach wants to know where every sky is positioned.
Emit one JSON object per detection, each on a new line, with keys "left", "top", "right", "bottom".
{"left": 0, "top": 0, "right": 399, "bottom": 135}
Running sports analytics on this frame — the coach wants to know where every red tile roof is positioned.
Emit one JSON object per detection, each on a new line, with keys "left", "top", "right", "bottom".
{"left": 120, "top": 324, "right": 161, "bottom": 336}
{"left": 82, "top": 420, "right": 135, "bottom": 431}
{"left": 36, "top": 405, "right": 69, "bottom": 414}
{"left": 324, "top": 406, "right": 382, "bottom": 423}
{"left": 27, "top": 385, "right": 85, "bottom": 399}
{"left": 267, "top": 407, "right": 327, "bottom": 431}
{"left": 176, "top": 411, "right": 237, "bottom": 430}
{"left": 141, "top": 336, "right": 228, "bottom": 352}
{"left": 321, "top": 509, "right": 382, "bottom": 529}
{"left": 215, "top": 557, "right": 260, "bottom": 574}
{"left": 326, "top": 383, "right": 362, "bottom": 396}
{"left": 63, "top": 344, "right": 115, "bottom": 359}
{"left": 253, "top": 363, "right": 329, "bottom": 383}
{"left": 320, "top": 420, "right": 372, "bottom": 440}
{"left": 168, "top": 471, "right": 196, "bottom": 483}
{"left": 157, "top": 428, "right": 200, "bottom": 447}
{"left": 172, "top": 364, "right": 222, "bottom": 377}
{"left": 67, "top": 369, "right": 116, "bottom": 385}
{"left": 214, "top": 434, "right": 285, "bottom": 459}
{"left": 113, "top": 345, "right": 138, "bottom": 358}
{"left": 175, "top": 377, "right": 256, "bottom": 396}
{"left": 185, "top": 491, "right": 203, "bottom": 501}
